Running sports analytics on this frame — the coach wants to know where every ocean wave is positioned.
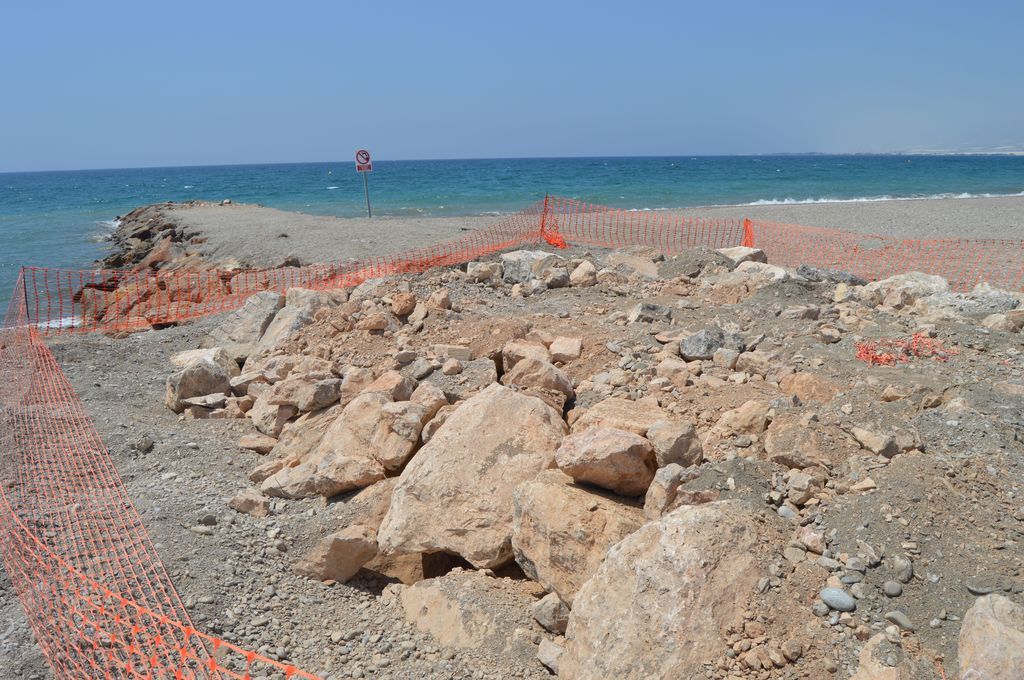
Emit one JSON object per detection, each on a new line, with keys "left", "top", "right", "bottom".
{"left": 87, "top": 218, "right": 121, "bottom": 242}
{"left": 326, "top": 186, "right": 339, "bottom": 190}
{"left": 35, "top": 315, "right": 80, "bottom": 330}
{"left": 733, "top": 191, "right": 1024, "bottom": 207}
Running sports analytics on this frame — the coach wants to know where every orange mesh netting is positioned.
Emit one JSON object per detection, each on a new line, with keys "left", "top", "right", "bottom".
{"left": 1, "top": 194, "right": 1020, "bottom": 678}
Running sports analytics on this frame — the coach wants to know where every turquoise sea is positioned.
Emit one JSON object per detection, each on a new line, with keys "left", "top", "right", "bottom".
{"left": 2, "top": 155, "right": 1023, "bottom": 312}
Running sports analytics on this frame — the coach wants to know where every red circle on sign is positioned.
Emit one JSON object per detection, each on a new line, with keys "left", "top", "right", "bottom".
{"left": 356, "top": 150, "right": 370, "bottom": 164}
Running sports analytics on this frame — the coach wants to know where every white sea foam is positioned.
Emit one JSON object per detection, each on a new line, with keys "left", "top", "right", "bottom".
{"left": 326, "top": 186, "right": 339, "bottom": 190}
{"left": 34, "top": 315, "right": 80, "bottom": 330}
{"left": 88, "top": 218, "right": 121, "bottom": 242}
{"left": 183, "top": 185, "right": 194, "bottom": 189}
{"left": 734, "top": 191, "right": 1024, "bottom": 207}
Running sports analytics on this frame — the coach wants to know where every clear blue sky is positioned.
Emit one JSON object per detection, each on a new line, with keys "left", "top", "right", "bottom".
{"left": 2, "top": 1, "right": 1021, "bottom": 171}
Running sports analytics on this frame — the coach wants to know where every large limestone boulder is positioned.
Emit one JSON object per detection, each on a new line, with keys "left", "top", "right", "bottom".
{"left": 265, "top": 375, "right": 342, "bottom": 412}
{"left": 555, "top": 427, "right": 656, "bottom": 497}
{"left": 249, "top": 397, "right": 297, "bottom": 438}
{"left": 377, "top": 384, "right": 568, "bottom": 569}
{"left": 780, "top": 372, "right": 841, "bottom": 404}
{"left": 570, "top": 396, "right": 665, "bottom": 436}
{"left": 500, "top": 250, "right": 564, "bottom": 284}
{"left": 400, "top": 568, "right": 540, "bottom": 664}
{"left": 512, "top": 470, "right": 644, "bottom": 605}
{"left": 292, "top": 524, "right": 378, "bottom": 583}
{"left": 170, "top": 347, "right": 240, "bottom": 378}
{"left": 559, "top": 501, "right": 771, "bottom": 679}
{"left": 502, "top": 357, "right": 573, "bottom": 399}
{"left": 251, "top": 305, "right": 313, "bottom": 357}
{"left": 860, "top": 271, "right": 948, "bottom": 307}
{"left": 165, "top": 359, "right": 231, "bottom": 413}
{"left": 958, "top": 594, "right": 1024, "bottom": 679}
{"left": 261, "top": 390, "right": 426, "bottom": 499}
{"left": 202, "top": 291, "right": 284, "bottom": 362}
{"left": 646, "top": 419, "right": 703, "bottom": 468}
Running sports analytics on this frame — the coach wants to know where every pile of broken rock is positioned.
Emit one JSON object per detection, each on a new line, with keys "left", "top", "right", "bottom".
{"left": 163, "top": 244, "right": 1024, "bottom": 679}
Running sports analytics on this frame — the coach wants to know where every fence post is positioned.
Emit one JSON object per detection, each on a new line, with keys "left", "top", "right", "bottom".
{"left": 21, "top": 267, "right": 30, "bottom": 326}
{"left": 539, "top": 193, "right": 550, "bottom": 239}
{"left": 742, "top": 218, "right": 754, "bottom": 248}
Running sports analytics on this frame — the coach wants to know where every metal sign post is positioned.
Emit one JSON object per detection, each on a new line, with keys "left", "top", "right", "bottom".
{"left": 355, "top": 149, "right": 373, "bottom": 218}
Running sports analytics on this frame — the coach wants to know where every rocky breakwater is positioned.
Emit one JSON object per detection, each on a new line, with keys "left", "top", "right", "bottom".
{"left": 78, "top": 201, "right": 303, "bottom": 330}
{"left": 160, "top": 242, "right": 1024, "bottom": 678}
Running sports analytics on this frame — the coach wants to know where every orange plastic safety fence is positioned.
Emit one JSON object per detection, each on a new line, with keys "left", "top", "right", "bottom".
{"left": 2, "top": 195, "right": 1022, "bottom": 679}
{"left": 744, "top": 220, "right": 1024, "bottom": 293}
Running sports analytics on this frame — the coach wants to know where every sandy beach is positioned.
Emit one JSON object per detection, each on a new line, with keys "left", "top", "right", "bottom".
{"left": 156, "top": 196, "right": 1024, "bottom": 272}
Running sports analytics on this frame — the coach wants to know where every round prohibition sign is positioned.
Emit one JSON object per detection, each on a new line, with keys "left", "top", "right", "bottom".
{"left": 356, "top": 149, "right": 371, "bottom": 164}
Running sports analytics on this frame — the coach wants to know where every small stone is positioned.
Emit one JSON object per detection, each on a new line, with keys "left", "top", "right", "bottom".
{"left": 441, "top": 358, "right": 463, "bottom": 375}
{"left": 781, "top": 638, "right": 803, "bottom": 663}
{"left": 820, "top": 588, "right": 856, "bottom": 612}
{"left": 884, "top": 610, "right": 915, "bottom": 632}
{"left": 883, "top": 581, "right": 903, "bottom": 598}
{"left": 410, "top": 358, "right": 434, "bottom": 379}
{"left": 966, "top": 581, "right": 996, "bottom": 596}
{"left": 850, "top": 477, "right": 877, "bottom": 492}
{"left": 892, "top": 555, "right": 914, "bottom": 584}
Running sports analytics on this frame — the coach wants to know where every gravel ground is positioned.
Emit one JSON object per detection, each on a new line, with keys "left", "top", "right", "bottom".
{"left": 3, "top": 197, "right": 1023, "bottom": 678}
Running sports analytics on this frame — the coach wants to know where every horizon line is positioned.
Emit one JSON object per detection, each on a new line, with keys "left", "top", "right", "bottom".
{"left": 3, "top": 150, "right": 1024, "bottom": 175}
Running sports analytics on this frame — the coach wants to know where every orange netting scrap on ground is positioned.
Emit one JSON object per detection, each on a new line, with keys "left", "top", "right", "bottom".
{"left": 854, "top": 333, "right": 960, "bottom": 366}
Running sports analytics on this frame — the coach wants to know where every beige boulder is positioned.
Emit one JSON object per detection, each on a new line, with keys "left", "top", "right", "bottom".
{"left": 713, "top": 399, "right": 772, "bottom": 436}
{"left": 716, "top": 246, "right": 767, "bottom": 266}
{"left": 555, "top": 427, "right": 656, "bottom": 497}
{"left": 362, "top": 370, "right": 416, "bottom": 401}
{"left": 502, "top": 356, "right": 574, "bottom": 407}
{"left": 643, "top": 463, "right": 709, "bottom": 520}
{"left": 286, "top": 391, "right": 425, "bottom": 498}
{"left": 763, "top": 414, "right": 831, "bottom": 469}
{"left": 165, "top": 358, "right": 232, "bottom": 414}
{"left": 292, "top": 524, "right": 378, "bottom": 583}
{"left": 512, "top": 470, "right": 644, "bottom": 605}
{"left": 250, "top": 306, "right": 313, "bottom": 357}
{"left": 377, "top": 384, "right": 567, "bottom": 568}
{"left": 228, "top": 488, "right": 271, "bottom": 518}
{"left": 780, "top": 372, "right": 841, "bottom": 403}
{"left": 569, "top": 260, "right": 598, "bottom": 287}
{"left": 249, "top": 397, "right": 298, "bottom": 438}
{"left": 265, "top": 375, "right": 342, "bottom": 412}
{"left": 501, "top": 339, "right": 551, "bottom": 372}
{"left": 170, "top": 347, "right": 240, "bottom": 378}
{"left": 646, "top": 418, "right": 703, "bottom": 468}
{"left": 410, "top": 382, "right": 448, "bottom": 422}
{"left": 533, "top": 591, "right": 570, "bottom": 634}
{"left": 400, "top": 568, "right": 539, "bottom": 664}
{"left": 238, "top": 433, "right": 278, "bottom": 455}
{"left": 848, "top": 633, "right": 916, "bottom": 680}
{"left": 571, "top": 396, "right": 665, "bottom": 436}
{"left": 559, "top": 501, "right": 771, "bottom": 679}
{"left": 860, "top": 271, "right": 948, "bottom": 307}
{"left": 958, "top": 594, "right": 1024, "bottom": 679}
{"left": 549, "top": 336, "right": 582, "bottom": 363}
{"left": 655, "top": 357, "right": 690, "bottom": 389}
{"left": 201, "top": 291, "right": 284, "bottom": 362}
